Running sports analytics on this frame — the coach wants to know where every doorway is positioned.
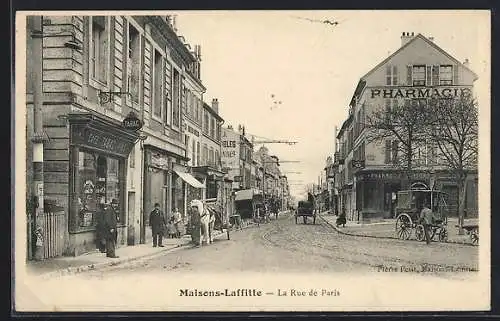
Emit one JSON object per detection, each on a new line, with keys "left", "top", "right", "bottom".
{"left": 127, "top": 191, "right": 135, "bottom": 245}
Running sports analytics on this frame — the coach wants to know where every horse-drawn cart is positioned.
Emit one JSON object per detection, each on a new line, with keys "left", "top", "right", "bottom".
{"left": 295, "top": 192, "right": 317, "bottom": 224}
{"left": 394, "top": 186, "right": 449, "bottom": 242}
{"left": 204, "top": 198, "right": 230, "bottom": 241}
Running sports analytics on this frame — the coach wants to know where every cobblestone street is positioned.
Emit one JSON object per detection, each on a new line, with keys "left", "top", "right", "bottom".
{"left": 33, "top": 211, "right": 478, "bottom": 277}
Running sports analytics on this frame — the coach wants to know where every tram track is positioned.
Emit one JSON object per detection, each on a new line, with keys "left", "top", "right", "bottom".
{"left": 260, "top": 215, "right": 479, "bottom": 273}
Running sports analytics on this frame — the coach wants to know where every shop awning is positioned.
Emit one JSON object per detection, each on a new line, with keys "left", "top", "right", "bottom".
{"left": 174, "top": 171, "right": 205, "bottom": 189}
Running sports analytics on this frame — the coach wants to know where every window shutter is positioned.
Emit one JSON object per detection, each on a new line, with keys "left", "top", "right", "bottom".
{"left": 406, "top": 65, "right": 412, "bottom": 85}
{"left": 452, "top": 65, "right": 459, "bottom": 85}
{"left": 426, "top": 65, "right": 432, "bottom": 86}
{"left": 432, "top": 65, "right": 439, "bottom": 86}
{"left": 385, "top": 140, "right": 391, "bottom": 164}
{"left": 386, "top": 65, "right": 392, "bottom": 85}
{"left": 392, "top": 66, "right": 398, "bottom": 85}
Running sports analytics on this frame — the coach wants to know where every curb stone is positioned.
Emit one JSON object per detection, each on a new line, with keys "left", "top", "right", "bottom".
{"left": 36, "top": 242, "right": 190, "bottom": 280}
{"left": 318, "top": 215, "right": 477, "bottom": 246}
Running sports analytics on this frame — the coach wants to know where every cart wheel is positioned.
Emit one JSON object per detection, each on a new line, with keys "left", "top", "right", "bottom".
{"left": 428, "top": 227, "right": 436, "bottom": 241}
{"left": 415, "top": 225, "right": 425, "bottom": 242}
{"left": 471, "top": 229, "right": 479, "bottom": 245}
{"left": 438, "top": 228, "right": 448, "bottom": 242}
{"left": 395, "top": 214, "right": 412, "bottom": 240}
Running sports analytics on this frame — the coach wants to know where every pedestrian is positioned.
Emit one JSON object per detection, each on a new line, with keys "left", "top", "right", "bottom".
{"left": 149, "top": 203, "right": 166, "bottom": 247}
{"left": 34, "top": 226, "right": 44, "bottom": 261}
{"left": 189, "top": 200, "right": 203, "bottom": 246}
{"left": 95, "top": 203, "right": 106, "bottom": 253}
{"left": 419, "top": 200, "right": 433, "bottom": 245}
{"left": 171, "top": 208, "right": 183, "bottom": 238}
{"left": 104, "top": 199, "right": 119, "bottom": 258}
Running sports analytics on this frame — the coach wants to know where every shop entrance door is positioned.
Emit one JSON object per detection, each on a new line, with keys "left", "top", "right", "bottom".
{"left": 127, "top": 191, "right": 135, "bottom": 245}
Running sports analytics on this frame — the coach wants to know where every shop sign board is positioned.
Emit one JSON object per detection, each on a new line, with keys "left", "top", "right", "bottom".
{"left": 72, "top": 125, "right": 134, "bottom": 156}
{"left": 370, "top": 86, "right": 472, "bottom": 100}
{"left": 122, "top": 111, "right": 143, "bottom": 131}
{"left": 221, "top": 128, "right": 240, "bottom": 169}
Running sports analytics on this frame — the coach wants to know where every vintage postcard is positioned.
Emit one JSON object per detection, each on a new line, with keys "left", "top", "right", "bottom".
{"left": 14, "top": 10, "right": 490, "bottom": 312}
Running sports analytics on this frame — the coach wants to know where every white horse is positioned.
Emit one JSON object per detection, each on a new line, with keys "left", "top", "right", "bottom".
{"left": 190, "top": 200, "right": 216, "bottom": 246}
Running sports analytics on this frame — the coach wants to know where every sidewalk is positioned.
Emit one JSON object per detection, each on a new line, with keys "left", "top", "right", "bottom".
{"left": 24, "top": 212, "right": 273, "bottom": 279}
{"left": 26, "top": 235, "right": 193, "bottom": 279}
{"left": 319, "top": 213, "right": 478, "bottom": 245}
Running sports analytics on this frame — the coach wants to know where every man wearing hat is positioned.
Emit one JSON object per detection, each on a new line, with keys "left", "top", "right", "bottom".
{"left": 104, "top": 199, "right": 119, "bottom": 258}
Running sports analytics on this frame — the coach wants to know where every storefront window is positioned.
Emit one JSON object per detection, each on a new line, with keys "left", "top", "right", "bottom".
{"left": 75, "top": 150, "right": 124, "bottom": 229}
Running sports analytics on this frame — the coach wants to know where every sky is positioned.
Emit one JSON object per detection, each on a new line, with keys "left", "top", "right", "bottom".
{"left": 169, "top": 10, "right": 490, "bottom": 199}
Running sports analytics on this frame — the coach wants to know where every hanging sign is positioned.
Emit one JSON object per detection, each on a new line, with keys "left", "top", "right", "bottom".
{"left": 122, "top": 111, "right": 143, "bottom": 131}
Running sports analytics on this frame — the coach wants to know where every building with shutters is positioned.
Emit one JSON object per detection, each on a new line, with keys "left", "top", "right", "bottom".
{"left": 334, "top": 32, "right": 479, "bottom": 223}
{"left": 25, "top": 15, "right": 208, "bottom": 257}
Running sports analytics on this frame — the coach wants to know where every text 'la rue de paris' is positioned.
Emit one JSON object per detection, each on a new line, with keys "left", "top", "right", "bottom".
{"left": 277, "top": 289, "right": 340, "bottom": 297}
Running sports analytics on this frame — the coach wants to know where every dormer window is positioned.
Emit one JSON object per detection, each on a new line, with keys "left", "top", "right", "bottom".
{"left": 412, "top": 65, "right": 426, "bottom": 86}
{"left": 439, "top": 65, "right": 453, "bottom": 85}
{"left": 386, "top": 65, "right": 398, "bottom": 85}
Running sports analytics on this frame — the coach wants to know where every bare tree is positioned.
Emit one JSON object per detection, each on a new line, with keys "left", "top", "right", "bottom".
{"left": 424, "top": 95, "right": 478, "bottom": 234}
{"left": 364, "top": 99, "right": 428, "bottom": 189}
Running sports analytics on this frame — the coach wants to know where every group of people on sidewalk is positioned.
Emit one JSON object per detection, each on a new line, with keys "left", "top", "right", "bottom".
{"left": 149, "top": 203, "right": 184, "bottom": 247}
{"left": 95, "top": 201, "right": 185, "bottom": 257}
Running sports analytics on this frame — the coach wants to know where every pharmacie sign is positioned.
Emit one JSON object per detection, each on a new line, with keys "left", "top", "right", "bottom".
{"left": 370, "top": 86, "right": 472, "bottom": 99}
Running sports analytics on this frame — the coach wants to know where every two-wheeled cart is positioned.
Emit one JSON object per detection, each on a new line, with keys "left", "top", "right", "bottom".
{"left": 394, "top": 187, "right": 450, "bottom": 243}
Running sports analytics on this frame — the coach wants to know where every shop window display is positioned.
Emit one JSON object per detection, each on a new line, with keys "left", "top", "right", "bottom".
{"left": 76, "top": 150, "right": 124, "bottom": 229}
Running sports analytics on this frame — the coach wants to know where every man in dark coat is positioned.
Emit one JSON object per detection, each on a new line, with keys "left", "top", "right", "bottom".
{"left": 95, "top": 203, "right": 106, "bottom": 253}
{"left": 149, "top": 203, "right": 166, "bottom": 247}
{"left": 104, "top": 199, "right": 119, "bottom": 258}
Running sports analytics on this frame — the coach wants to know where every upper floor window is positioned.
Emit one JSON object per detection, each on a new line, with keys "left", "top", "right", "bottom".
{"left": 210, "top": 118, "right": 215, "bottom": 139}
{"left": 172, "top": 69, "right": 181, "bottom": 128}
{"left": 412, "top": 65, "right": 426, "bottom": 86}
{"left": 385, "top": 140, "right": 399, "bottom": 164}
{"left": 196, "top": 142, "right": 200, "bottom": 166}
{"left": 386, "top": 65, "right": 398, "bottom": 85}
{"left": 153, "top": 50, "right": 163, "bottom": 120}
{"left": 191, "top": 140, "right": 196, "bottom": 167}
{"left": 90, "top": 16, "right": 109, "bottom": 85}
{"left": 216, "top": 124, "right": 221, "bottom": 141}
{"left": 209, "top": 148, "right": 214, "bottom": 166}
{"left": 215, "top": 150, "right": 220, "bottom": 168}
{"left": 127, "top": 24, "right": 140, "bottom": 103}
{"left": 202, "top": 145, "right": 208, "bottom": 165}
{"left": 188, "top": 91, "right": 193, "bottom": 118}
{"left": 439, "top": 65, "right": 453, "bottom": 85}
{"left": 204, "top": 111, "right": 209, "bottom": 135}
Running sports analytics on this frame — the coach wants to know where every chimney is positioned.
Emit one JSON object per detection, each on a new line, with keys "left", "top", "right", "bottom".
{"left": 401, "top": 31, "right": 415, "bottom": 47}
{"left": 211, "top": 98, "right": 219, "bottom": 114}
{"left": 172, "top": 15, "right": 178, "bottom": 32}
{"left": 463, "top": 58, "right": 469, "bottom": 67}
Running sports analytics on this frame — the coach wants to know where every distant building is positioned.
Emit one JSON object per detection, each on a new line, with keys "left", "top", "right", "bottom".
{"left": 221, "top": 125, "right": 253, "bottom": 191}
